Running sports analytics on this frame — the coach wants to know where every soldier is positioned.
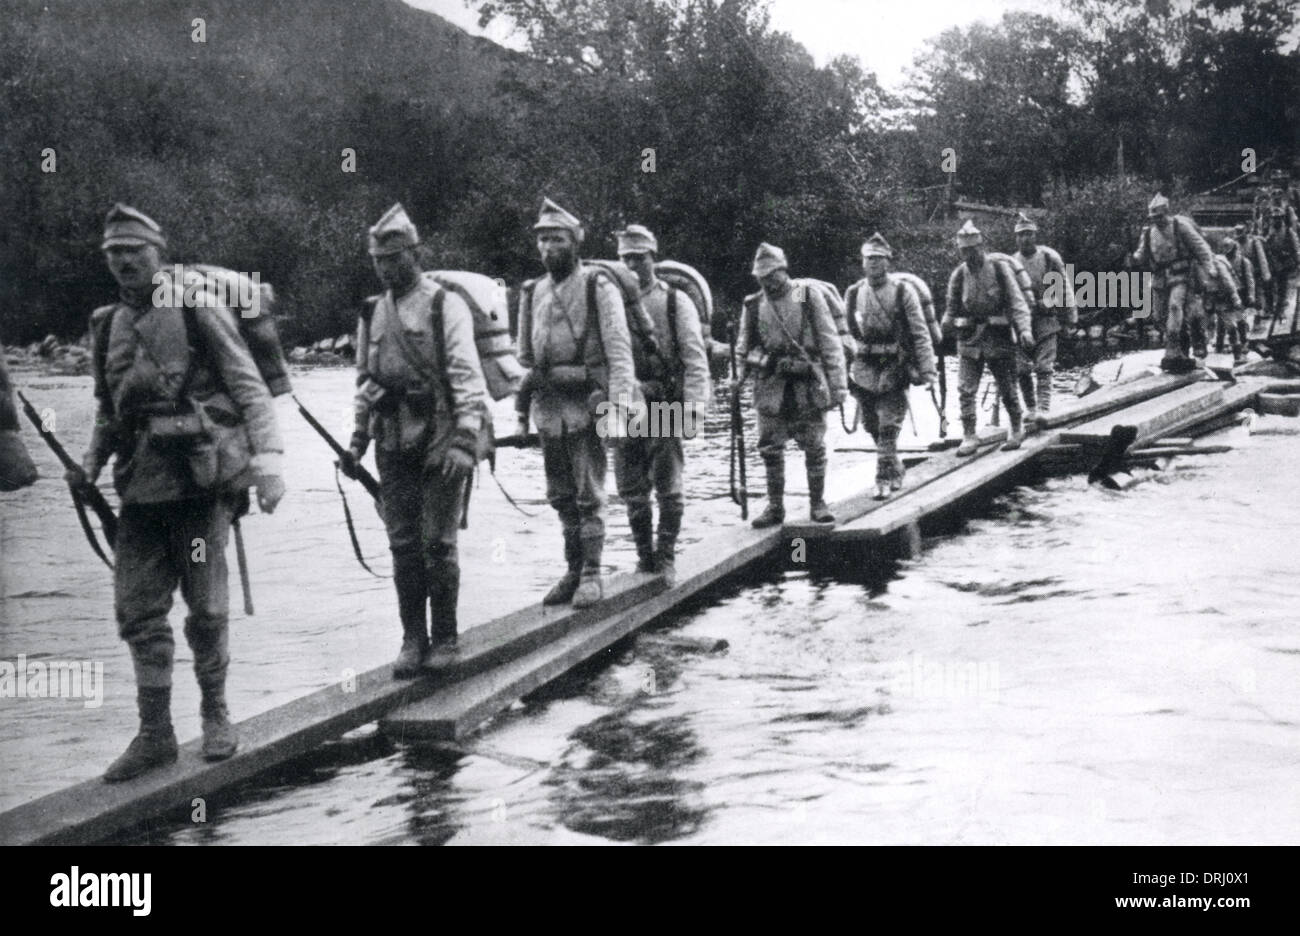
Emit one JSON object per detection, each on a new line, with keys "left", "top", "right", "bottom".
{"left": 843, "top": 233, "right": 937, "bottom": 500}
{"left": 1012, "top": 213, "right": 1074, "bottom": 426}
{"left": 64, "top": 204, "right": 285, "bottom": 781}
{"left": 1218, "top": 237, "right": 1255, "bottom": 359}
{"left": 1264, "top": 207, "right": 1300, "bottom": 328}
{"left": 612, "top": 225, "right": 711, "bottom": 579}
{"left": 1130, "top": 194, "right": 1214, "bottom": 372}
{"left": 340, "top": 204, "right": 489, "bottom": 677}
{"left": 735, "top": 243, "right": 848, "bottom": 527}
{"left": 1204, "top": 245, "right": 1248, "bottom": 366}
{"left": 1233, "top": 222, "right": 1271, "bottom": 323}
{"left": 516, "top": 199, "right": 636, "bottom": 607}
{"left": 942, "top": 220, "right": 1034, "bottom": 456}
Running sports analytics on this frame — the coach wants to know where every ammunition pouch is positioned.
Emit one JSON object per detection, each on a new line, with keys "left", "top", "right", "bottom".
{"left": 745, "top": 348, "right": 775, "bottom": 375}
{"left": 546, "top": 365, "right": 591, "bottom": 389}
{"left": 855, "top": 341, "right": 900, "bottom": 360}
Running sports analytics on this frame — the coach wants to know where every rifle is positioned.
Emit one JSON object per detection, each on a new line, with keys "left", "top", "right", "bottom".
{"left": 16, "top": 391, "right": 117, "bottom": 569}
{"left": 933, "top": 354, "right": 948, "bottom": 438}
{"left": 293, "top": 395, "right": 381, "bottom": 502}
{"left": 728, "top": 314, "right": 748, "bottom": 520}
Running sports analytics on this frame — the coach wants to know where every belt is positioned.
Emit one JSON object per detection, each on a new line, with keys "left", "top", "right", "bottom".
{"left": 856, "top": 342, "right": 899, "bottom": 357}
{"left": 951, "top": 316, "right": 1009, "bottom": 328}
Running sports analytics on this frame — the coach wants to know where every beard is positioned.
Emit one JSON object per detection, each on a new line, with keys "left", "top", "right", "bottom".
{"left": 543, "top": 248, "right": 577, "bottom": 279}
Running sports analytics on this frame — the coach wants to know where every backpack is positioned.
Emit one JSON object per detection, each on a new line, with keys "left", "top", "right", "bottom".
{"left": 426, "top": 270, "right": 524, "bottom": 401}
{"left": 653, "top": 259, "right": 712, "bottom": 332}
{"left": 93, "top": 265, "right": 289, "bottom": 416}
{"left": 983, "top": 252, "right": 1037, "bottom": 316}
{"left": 892, "top": 271, "right": 942, "bottom": 344}
{"left": 793, "top": 278, "right": 851, "bottom": 351}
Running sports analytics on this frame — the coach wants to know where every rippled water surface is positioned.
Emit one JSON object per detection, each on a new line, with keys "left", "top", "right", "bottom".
{"left": 3, "top": 358, "right": 1297, "bottom": 845}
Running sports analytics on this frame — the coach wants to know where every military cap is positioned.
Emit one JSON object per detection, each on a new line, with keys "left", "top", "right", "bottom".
{"left": 533, "top": 198, "right": 584, "bottom": 242}
{"left": 860, "top": 232, "right": 892, "bottom": 259}
{"left": 1271, "top": 206, "right": 1286, "bottom": 218}
{"left": 101, "top": 203, "right": 166, "bottom": 250}
{"left": 955, "top": 219, "right": 983, "bottom": 247}
{"left": 1147, "top": 193, "right": 1170, "bottom": 217}
{"left": 1014, "top": 212, "right": 1038, "bottom": 233}
{"left": 368, "top": 203, "right": 421, "bottom": 257}
{"left": 1233, "top": 223, "right": 1247, "bottom": 236}
{"left": 751, "top": 242, "right": 788, "bottom": 278}
{"left": 616, "top": 224, "right": 658, "bottom": 256}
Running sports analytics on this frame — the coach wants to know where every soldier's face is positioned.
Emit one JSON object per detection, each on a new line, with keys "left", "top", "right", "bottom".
{"left": 959, "top": 245, "right": 984, "bottom": 269}
{"left": 758, "top": 269, "right": 789, "bottom": 296}
{"left": 620, "top": 252, "right": 654, "bottom": 289}
{"left": 104, "top": 244, "right": 162, "bottom": 291}
{"left": 1016, "top": 231, "right": 1035, "bottom": 253}
{"left": 1150, "top": 211, "right": 1170, "bottom": 228}
{"left": 372, "top": 249, "right": 420, "bottom": 292}
{"left": 863, "top": 256, "right": 889, "bottom": 279}
{"left": 537, "top": 230, "right": 577, "bottom": 276}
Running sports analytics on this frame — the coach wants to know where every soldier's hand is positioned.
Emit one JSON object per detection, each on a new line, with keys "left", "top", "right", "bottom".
{"left": 1018, "top": 331, "right": 1035, "bottom": 351}
{"left": 441, "top": 446, "right": 475, "bottom": 484}
{"left": 64, "top": 464, "right": 91, "bottom": 493}
{"left": 255, "top": 474, "right": 286, "bottom": 514}
{"left": 513, "top": 415, "right": 530, "bottom": 438}
{"left": 832, "top": 388, "right": 848, "bottom": 407}
{"left": 338, "top": 446, "right": 364, "bottom": 480}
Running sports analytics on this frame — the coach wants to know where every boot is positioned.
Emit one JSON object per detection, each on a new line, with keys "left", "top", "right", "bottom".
{"left": 1018, "top": 373, "right": 1038, "bottom": 424}
{"left": 1002, "top": 411, "right": 1024, "bottom": 451}
{"left": 955, "top": 416, "right": 980, "bottom": 457}
{"left": 629, "top": 508, "right": 657, "bottom": 574}
{"left": 878, "top": 425, "right": 904, "bottom": 491}
{"left": 571, "top": 535, "right": 604, "bottom": 609}
{"left": 423, "top": 560, "right": 459, "bottom": 668}
{"left": 1214, "top": 317, "right": 1226, "bottom": 354}
{"left": 807, "top": 469, "right": 834, "bottom": 524}
{"left": 543, "top": 527, "right": 583, "bottom": 605}
{"left": 1190, "top": 319, "right": 1208, "bottom": 361}
{"left": 198, "top": 679, "right": 237, "bottom": 761}
{"left": 1238, "top": 320, "right": 1249, "bottom": 349}
{"left": 751, "top": 460, "right": 785, "bottom": 528}
{"left": 392, "top": 555, "right": 429, "bottom": 679}
{"left": 104, "top": 686, "right": 178, "bottom": 783}
{"left": 1034, "top": 373, "right": 1052, "bottom": 428}
{"left": 655, "top": 506, "right": 682, "bottom": 583}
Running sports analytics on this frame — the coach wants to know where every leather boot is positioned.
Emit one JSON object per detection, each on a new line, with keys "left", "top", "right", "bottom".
{"left": 1002, "top": 411, "right": 1024, "bottom": 451}
{"left": 1238, "top": 320, "right": 1249, "bottom": 348}
{"left": 543, "top": 527, "right": 583, "bottom": 605}
{"left": 879, "top": 425, "right": 904, "bottom": 491}
{"left": 392, "top": 554, "right": 429, "bottom": 679}
{"left": 629, "top": 507, "right": 657, "bottom": 574}
{"left": 751, "top": 459, "right": 785, "bottom": 528}
{"left": 1019, "top": 372, "right": 1037, "bottom": 424}
{"left": 1190, "top": 319, "right": 1208, "bottom": 360}
{"left": 655, "top": 504, "right": 682, "bottom": 583}
{"left": 1034, "top": 373, "right": 1052, "bottom": 427}
{"left": 807, "top": 469, "right": 834, "bottom": 524}
{"left": 198, "top": 678, "right": 237, "bottom": 761}
{"left": 423, "top": 560, "right": 459, "bottom": 668}
{"left": 571, "top": 535, "right": 604, "bottom": 608}
{"left": 104, "top": 686, "right": 178, "bottom": 783}
{"left": 956, "top": 416, "right": 980, "bottom": 457}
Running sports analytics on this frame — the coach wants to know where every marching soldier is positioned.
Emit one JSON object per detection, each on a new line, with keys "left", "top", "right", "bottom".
{"left": 1013, "top": 213, "right": 1074, "bottom": 426}
{"left": 1233, "top": 222, "right": 1271, "bottom": 323}
{"left": 844, "top": 233, "right": 937, "bottom": 500}
{"left": 516, "top": 199, "right": 636, "bottom": 607}
{"left": 1205, "top": 245, "right": 1248, "bottom": 366}
{"left": 735, "top": 243, "right": 847, "bottom": 527}
{"left": 1130, "top": 194, "right": 1214, "bottom": 372}
{"left": 942, "top": 220, "right": 1034, "bottom": 456}
{"left": 66, "top": 204, "right": 285, "bottom": 780}
{"left": 1264, "top": 206, "right": 1300, "bottom": 328}
{"left": 341, "top": 204, "right": 489, "bottom": 677}
{"left": 612, "top": 225, "right": 711, "bottom": 579}
{"left": 1218, "top": 237, "right": 1255, "bottom": 358}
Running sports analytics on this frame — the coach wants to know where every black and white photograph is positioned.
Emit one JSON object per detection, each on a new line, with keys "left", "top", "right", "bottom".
{"left": 1, "top": 0, "right": 1296, "bottom": 874}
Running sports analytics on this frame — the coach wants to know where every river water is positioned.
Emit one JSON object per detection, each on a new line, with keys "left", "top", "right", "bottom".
{"left": 2, "top": 356, "right": 1297, "bottom": 845}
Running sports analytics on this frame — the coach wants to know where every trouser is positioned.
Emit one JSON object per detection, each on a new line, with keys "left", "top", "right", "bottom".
{"left": 115, "top": 496, "right": 234, "bottom": 690}
{"left": 1153, "top": 280, "right": 1206, "bottom": 360}
{"left": 541, "top": 425, "right": 607, "bottom": 550}
{"left": 756, "top": 409, "right": 828, "bottom": 485}
{"left": 957, "top": 352, "right": 1022, "bottom": 430}
{"left": 1271, "top": 272, "right": 1297, "bottom": 327}
{"left": 377, "top": 446, "right": 465, "bottom": 639}
{"left": 613, "top": 434, "right": 685, "bottom": 550}
{"left": 1018, "top": 327, "right": 1058, "bottom": 412}
{"left": 1210, "top": 299, "right": 1244, "bottom": 352}
{"left": 849, "top": 385, "right": 907, "bottom": 482}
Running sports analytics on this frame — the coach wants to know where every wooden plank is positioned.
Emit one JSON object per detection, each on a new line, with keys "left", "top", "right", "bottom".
{"left": 382, "top": 525, "right": 786, "bottom": 739}
{"left": 1258, "top": 392, "right": 1300, "bottom": 416}
{"left": 1038, "top": 372, "right": 1199, "bottom": 429}
{"left": 1059, "top": 383, "right": 1226, "bottom": 449}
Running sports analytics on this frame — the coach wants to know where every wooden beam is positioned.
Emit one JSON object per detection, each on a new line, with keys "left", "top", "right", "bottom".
{"left": 1058, "top": 383, "right": 1226, "bottom": 451}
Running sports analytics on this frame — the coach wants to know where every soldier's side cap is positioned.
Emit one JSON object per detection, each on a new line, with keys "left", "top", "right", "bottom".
{"left": 533, "top": 197, "right": 584, "bottom": 242}
{"left": 616, "top": 224, "right": 658, "bottom": 255}
{"left": 955, "top": 219, "right": 983, "bottom": 247}
{"left": 368, "top": 203, "right": 421, "bottom": 256}
{"left": 1013, "top": 212, "right": 1038, "bottom": 233}
{"left": 101, "top": 203, "right": 166, "bottom": 250}
{"left": 751, "top": 242, "right": 788, "bottom": 278}
{"left": 860, "top": 232, "right": 892, "bottom": 259}
{"left": 1148, "top": 193, "right": 1170, "bottom": 216}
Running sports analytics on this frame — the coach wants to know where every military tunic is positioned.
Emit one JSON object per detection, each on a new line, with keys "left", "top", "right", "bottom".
{"left": 943, "top": 256, "right": 1033, "bottom": 429}
{"left": 1132, "top": 216, "right": 1214, "bottom": 361}
{"left": 1264, "top": 226, "right": 1300, "bottom": 324}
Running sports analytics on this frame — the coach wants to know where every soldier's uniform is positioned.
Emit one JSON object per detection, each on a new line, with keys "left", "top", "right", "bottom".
{"left": 1204, "top": 251, "right": 1247, "bottom": 364}
{"left": 1218, "top": 239, "right": 1255, "bottom": 357}
{"left": 1130, "top": 194, "right": 1214, "bottom": 370}
{"left": 610, "top": 225, "right": 711, "bottom": 576}
{"left": 517, "top": 199, "right": 636, "bottom": 607}
{"left": 80, "top": 204, "right": 284, "bottom": 779}
{"left": 0, "top": 349, "right": 38, "bottom": 491}
{"left": 942, "top": 221, "right": 1034, "bottom": 455}
{"left": 349, "top": 204, "right": 489, "bottom": 676}
{"left": 1233, "top": 222, "right": 1271, "bottom": 322}
{"left": 1013, "top": 214, "right": 1074, "bottom": 424}
{"left": 737, "top": 243, "right": 848, "bottom": 526}
{"left": 1264, "top": 209, "right": 1300, "bottom": 327}
{"left": 844, "top": 233, "right": 937, "bottom": 499}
